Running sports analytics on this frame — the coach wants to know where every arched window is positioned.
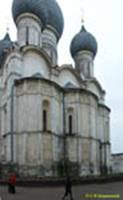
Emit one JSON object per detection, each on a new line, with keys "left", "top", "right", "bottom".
{"left": 67, "top": 107, "right": 74, "bottom": 135}
{"left": 43, "top": 109, "right": 47, "bottom": 131}
{"left": 68, "top": 115, "right": 73, "bottom": 135}
{"left": 26, "top": 26, "right": 29, "bottom": 45}
{"left": 42, "top": 100, "right": 50, "bottom": 132}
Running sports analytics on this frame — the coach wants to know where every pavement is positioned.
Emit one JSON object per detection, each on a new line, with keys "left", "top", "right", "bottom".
{"left": 0, "top": 181, "right": 123, "bottom": 200}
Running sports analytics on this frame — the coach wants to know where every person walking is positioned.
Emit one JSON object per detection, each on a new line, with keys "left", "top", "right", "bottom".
{"left": 62, "top": 176, "right": 74, "bottom": 200}
{"left": 8, "top": 173, "right": 16, "bottom": 194}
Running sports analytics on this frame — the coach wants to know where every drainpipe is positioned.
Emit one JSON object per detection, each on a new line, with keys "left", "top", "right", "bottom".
{"left": 99, "top": 140, "right": 102, "bottom": 174}
{"left": 10, "top": 82, "right": 15, "bottom": 163}
{"left": 104, "top": 142, "right": 107, "bottom": 174}
{"left": 62, "top": 91, "right": 67, "bottom": 175}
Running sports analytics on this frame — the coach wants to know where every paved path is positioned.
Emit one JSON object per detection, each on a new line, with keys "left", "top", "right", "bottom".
{"left": 0, "top": 181, "right": 123, "bottom": 200}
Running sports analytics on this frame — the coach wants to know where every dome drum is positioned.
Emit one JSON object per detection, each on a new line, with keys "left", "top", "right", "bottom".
{"left": 44, "top": 24, "right": 62, "bottom": 42}
{"left": 16, "top": 13, "right": 43, "bottom": 30}
{"left": 16, "top": 13, "right": 42, "bottom": 47}
{"left": 42, "top": 28, "right": 58, "bottom": 65}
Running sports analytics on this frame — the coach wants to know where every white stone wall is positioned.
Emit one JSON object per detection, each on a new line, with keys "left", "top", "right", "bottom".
{"left": 97, "top": 104, "right": 111, "bottom": 172}
{"left": 7, "top": 53, "right": 22, "bottom": 76}
{"left": 1, "top": 75, "right": 111, "bottom": 176}
{"left": 111, "top": 154, "right": 123, "bottom": 173}
{"left": 0, "top": 52, "right": 23, "bottom": 142}
{"left": 17, "top": 14, "right": 42, "bottom": 47}
{"left": 4, "top": 79, "right": 63, "bottom": 174}
{"left": 58, "top": 69, "right": 80, "bottom": 87}
{"left": 64, "top": 91, "right": 100, "bottom": 175}
{"left": 67, "top": 137, "right": 78, "bottom": 162}
{"left": 74, "top": 51, "right": 94, "bottom": 78}
{"left": 87, "top": 82, "right": 102, "bottom": 99}
{"left": 23, "top": 50, "right": 50, "bottom": 78}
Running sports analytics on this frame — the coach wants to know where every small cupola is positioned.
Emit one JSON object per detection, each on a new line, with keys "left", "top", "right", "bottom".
{"left": 0, "top": 33, "right": 13, "bottom": 66}
{"left": 70, "top": 25, "right": 98, "bottom": 78}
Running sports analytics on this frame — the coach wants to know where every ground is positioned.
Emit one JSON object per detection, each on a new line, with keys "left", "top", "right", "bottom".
{"left": 0, "top": 181, "right": 123, "bottom": 200}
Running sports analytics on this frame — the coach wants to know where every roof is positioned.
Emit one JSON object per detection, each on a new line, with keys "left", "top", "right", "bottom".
{"left": 12, "top": 0, "right": 64, "bottom": 40}
{"left": 0, "top": 33, "right": 13, "bottom": 66}
{"left": 70, "top": 25, "right": 98, "bottom": 58}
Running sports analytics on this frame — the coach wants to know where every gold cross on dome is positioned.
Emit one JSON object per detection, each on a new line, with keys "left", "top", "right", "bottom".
{"left": 81, "top": 7, "right": 85, "bottom": 25}
{"left": 5, "top": 16, "right": 10, "bottom": 33}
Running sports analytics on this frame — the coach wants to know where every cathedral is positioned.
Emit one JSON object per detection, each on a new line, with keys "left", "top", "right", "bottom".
{"left": 0, "top": 0, "right": 111, "bottom": 177}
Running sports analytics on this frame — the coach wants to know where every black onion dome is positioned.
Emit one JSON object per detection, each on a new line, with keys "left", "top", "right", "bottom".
{"left": 0, "top": 33, "right": 13, "bottom": 64}
{"left": 12, "top": 0, "right": 47, "bottom": 27}
{"left": 70, "top": 26, "right": 98, "bottom": 58}
{"left": 46, "top": 0, "right": 64, "bottom": 39}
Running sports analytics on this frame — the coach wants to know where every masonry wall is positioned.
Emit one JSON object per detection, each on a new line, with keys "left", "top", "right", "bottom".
{"left": 3, "top": 79, "right": 64, "bottom": 176}
{"left": 111, "top": 154, "right": 123, "bottom": 174}
{"left": 64, "top": 91, "right": 100, "bottom": 175}
{"left": 98, "top": 104, "right": 111, "bottom": 174}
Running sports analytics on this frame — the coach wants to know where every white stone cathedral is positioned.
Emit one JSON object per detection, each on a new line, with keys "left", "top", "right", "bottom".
{"left": 0, "top": 0, "right": 111, "bottom": 177}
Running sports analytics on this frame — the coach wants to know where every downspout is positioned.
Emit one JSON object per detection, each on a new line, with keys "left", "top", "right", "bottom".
{"left": 77, "top": 96, "right": 79, "bottom": 175}
{"left": 10, "top": 82, "right": 15, "bottom": 163}
{"left": 62, "top": 91, "right": 67, "bottom": 175}
{"left": 99, "top": 140, "right": 102, "bottom": 174}
{"left": 104, "top": 143, "right": 107, "bottom": 174}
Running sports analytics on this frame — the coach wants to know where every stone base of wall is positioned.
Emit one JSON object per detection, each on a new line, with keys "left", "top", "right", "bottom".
{"left": 0, "top": 162, "right": 65, "bottom": 178}
{"left": 0, "top": 161, "right": 107, "bottom": 179}
{"left": 0, "top": 162, "right": 19, "bottom": 179}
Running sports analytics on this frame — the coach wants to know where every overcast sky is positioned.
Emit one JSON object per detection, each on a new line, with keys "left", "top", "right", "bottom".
{"left": 0, "top": 0, "right": 122, "bottom": 153}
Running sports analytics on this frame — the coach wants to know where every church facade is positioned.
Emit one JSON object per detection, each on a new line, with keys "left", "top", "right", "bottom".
{"left": 0, "top": 0, "right": 111, "bottom": 177}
